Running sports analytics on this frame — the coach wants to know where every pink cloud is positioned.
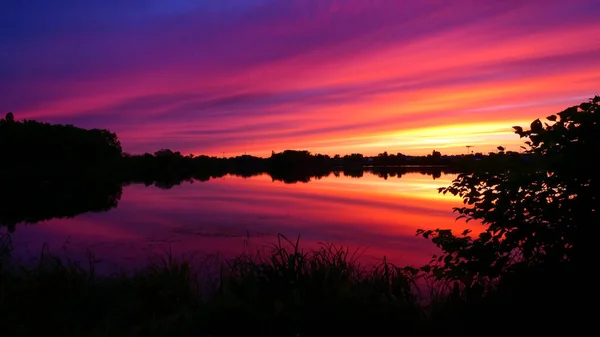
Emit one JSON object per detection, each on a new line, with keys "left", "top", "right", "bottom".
{"left": 2, "top": 0, "right": 599, "bottom": 156}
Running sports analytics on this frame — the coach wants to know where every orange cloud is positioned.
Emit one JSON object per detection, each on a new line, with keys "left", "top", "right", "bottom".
{"left": 4, "top": 0, "right": 600, "bottom": 156}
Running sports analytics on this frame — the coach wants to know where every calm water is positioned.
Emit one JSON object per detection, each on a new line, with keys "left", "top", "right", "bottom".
{"left": 6, "top": 171, "right": 474, "bottom": 271}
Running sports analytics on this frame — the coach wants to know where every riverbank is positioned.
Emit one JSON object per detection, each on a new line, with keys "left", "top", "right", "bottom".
{"left": 0, "top": 233, "right": 577, "bottom": 337}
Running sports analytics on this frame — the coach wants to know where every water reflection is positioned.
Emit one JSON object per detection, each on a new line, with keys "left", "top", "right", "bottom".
{"left": 4, "top": 169, "right": 473, "bottom": 271}
{"left": 0, "top": 180, "right": 122, "bottom": 232}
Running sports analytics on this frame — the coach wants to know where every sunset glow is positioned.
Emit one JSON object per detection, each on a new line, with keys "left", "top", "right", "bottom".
{"left": 8, "top": 172, "right": 471, "bottom": 269}
{"left": 2, "top": 0, "right": 599, "bottom": 156}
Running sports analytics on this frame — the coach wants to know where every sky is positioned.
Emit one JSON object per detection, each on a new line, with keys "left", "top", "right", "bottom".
{"left": 2, "top": 0, "right": 600, "bottom": 157}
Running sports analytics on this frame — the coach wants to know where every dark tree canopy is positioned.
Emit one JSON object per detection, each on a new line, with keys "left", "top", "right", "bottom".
{"left": 0, "top": 113, "right": 122, "bottom": 169}
{"left": 5, "top": 112, "right": 14, "bottom": 123}
{"left": 419, "top": 96, "right": 598, "bottom": 284}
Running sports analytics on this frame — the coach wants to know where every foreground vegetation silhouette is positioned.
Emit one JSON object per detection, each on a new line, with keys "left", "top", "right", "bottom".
{"left": 419, "top": 97, "right": 597, "bottom": 279}
{"left": 1, "top": 96, "right": 595, "bottom": 335}
{"left": 417, "top": 96, "right": 597, "bottom": 333}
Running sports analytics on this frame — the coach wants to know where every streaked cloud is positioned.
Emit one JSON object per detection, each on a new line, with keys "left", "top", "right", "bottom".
{"left": 2, "top": 0, "right": 599, "bottom": 156}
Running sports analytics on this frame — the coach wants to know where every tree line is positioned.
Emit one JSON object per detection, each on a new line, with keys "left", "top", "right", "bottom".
{"left": 0, "top": 112, "right": 526, "bottom": 182}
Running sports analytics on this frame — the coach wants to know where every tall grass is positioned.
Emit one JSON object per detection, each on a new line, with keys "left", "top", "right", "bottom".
{"left": 212, "top": 234, "right": 426, "bottom": 336}
{"left": 0, "top": 232, "right": 576, "bottom": 336}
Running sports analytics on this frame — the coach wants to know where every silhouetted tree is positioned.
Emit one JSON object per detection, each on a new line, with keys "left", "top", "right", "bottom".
{"left": 419, "top": 96, "right": 599, "bottom": 284}
{"left": 0, "top": 114, "right": 122, "bottom": 174}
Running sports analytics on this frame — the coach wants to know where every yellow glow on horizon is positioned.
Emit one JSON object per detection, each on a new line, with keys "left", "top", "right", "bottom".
{"left": 279, "top": 120, "right": 531, "bottom": 156}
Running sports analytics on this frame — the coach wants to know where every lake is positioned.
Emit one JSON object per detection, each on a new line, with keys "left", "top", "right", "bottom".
{"left": 3, "top": 170, "right": 475, "bottom": 272}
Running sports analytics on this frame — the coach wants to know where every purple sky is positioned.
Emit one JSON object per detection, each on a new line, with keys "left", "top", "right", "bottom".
{"left": 2, "top": 0, "right": 600, "bottom": 156}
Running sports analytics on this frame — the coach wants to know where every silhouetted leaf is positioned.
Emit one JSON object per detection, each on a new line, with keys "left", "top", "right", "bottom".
{"left": 580, "top": 102, "right": 592, "bottom": 111}
{"left": 512, "top": 126, "right": 524, "bottom": 134}
{"left": 530, "top": 119, "right": 543, "bottom": 132}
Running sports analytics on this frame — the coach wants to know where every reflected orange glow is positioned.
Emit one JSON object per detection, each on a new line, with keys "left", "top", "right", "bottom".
{"left": 8, "top": 173, "right": 481, "bottom": 270}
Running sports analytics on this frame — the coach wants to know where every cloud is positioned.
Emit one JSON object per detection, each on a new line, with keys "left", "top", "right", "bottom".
{"left": 2, "top": 0, "right": 600, "bottom": 156}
